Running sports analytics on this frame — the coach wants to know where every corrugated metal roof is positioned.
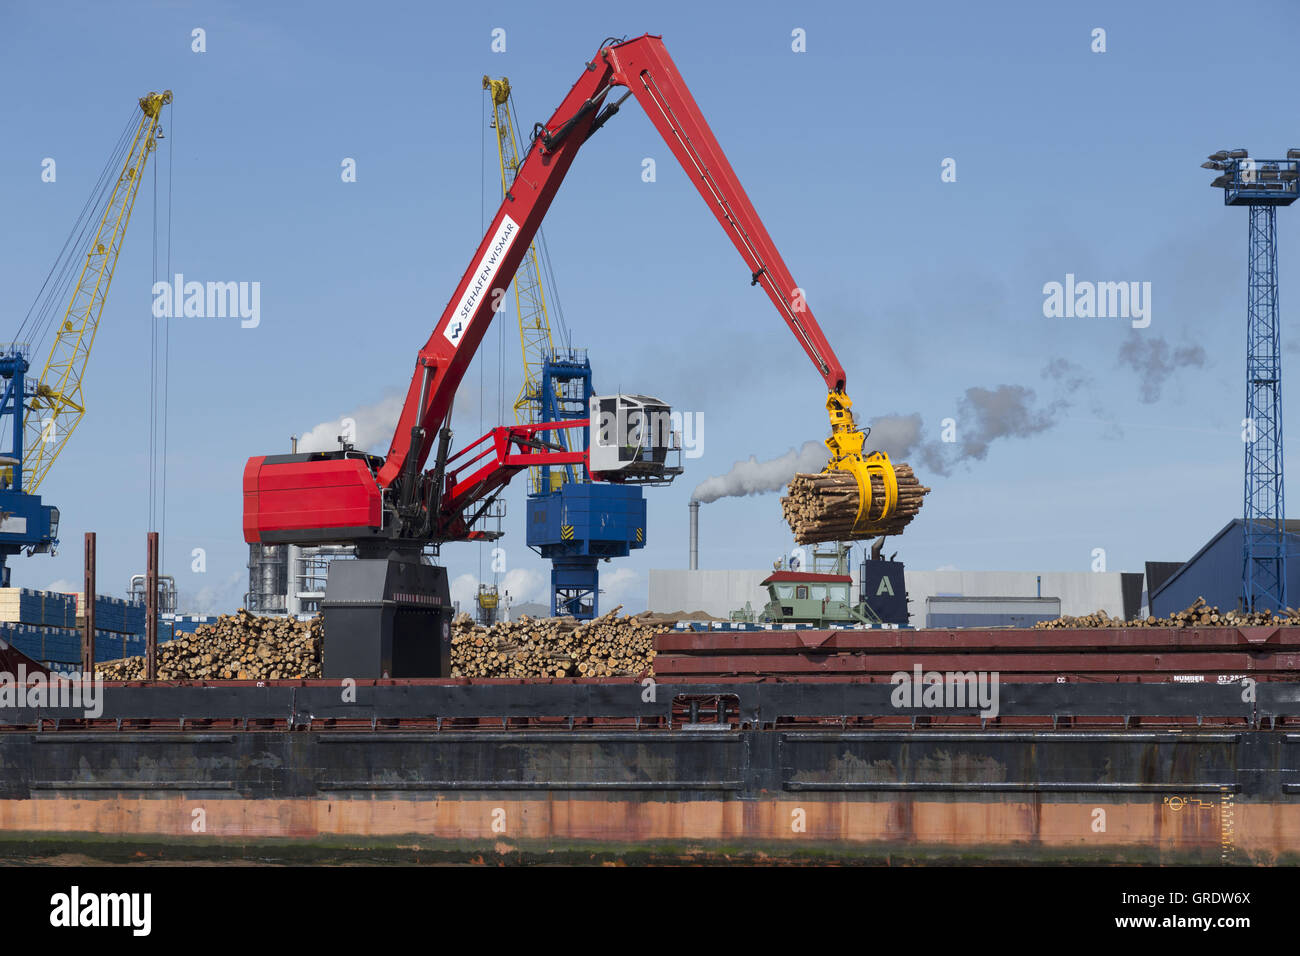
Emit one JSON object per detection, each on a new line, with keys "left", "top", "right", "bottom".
{"left": 760, "top": 571, "right": 853, "bottom": 585}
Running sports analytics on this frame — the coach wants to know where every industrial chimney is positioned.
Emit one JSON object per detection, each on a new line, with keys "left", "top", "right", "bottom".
{"left": 689, "top": 500, "right": 699, "bottom": 570}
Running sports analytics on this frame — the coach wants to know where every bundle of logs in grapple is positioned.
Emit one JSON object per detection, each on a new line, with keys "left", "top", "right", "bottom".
{"left": 450, "top": 606, "right": 664, "bottom": 679}
{"left": 781, "top": 464, "right": 931, "bottom": 543}
{"left": 96, "top": 610, "right": 323, "bottom": 680}
{"left": 1034, "top": 596, "right": 1300, "bottom": 629}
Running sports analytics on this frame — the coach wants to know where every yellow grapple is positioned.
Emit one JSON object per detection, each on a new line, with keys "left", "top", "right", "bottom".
{"left": 823, "top": 391, "right": 899, "bottom": 534}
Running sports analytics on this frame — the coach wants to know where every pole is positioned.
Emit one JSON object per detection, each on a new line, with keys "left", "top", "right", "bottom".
{"left": 82, "top": 532, "right": 95, "bottom": 675}
{"left": 145, "top": 531, "right": 158, "bottom": 680}
{"left": 689, "top": 500, "right": 699, "bottom": 570}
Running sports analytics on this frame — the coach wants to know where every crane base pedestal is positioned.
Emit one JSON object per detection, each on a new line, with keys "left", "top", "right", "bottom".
{"left": 551, "top": 557, "right": 599, "bottom": 620}
{"left": 320, "top": 553, "right": 452, "bottom": 679}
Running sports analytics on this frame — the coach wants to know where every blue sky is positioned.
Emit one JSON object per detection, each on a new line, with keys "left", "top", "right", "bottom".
{"left": 1, "top": 0, "right": 1298, "bottom": 613}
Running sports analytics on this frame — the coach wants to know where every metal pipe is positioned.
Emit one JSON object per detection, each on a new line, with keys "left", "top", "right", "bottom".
{"left": 287, "top": 544, "right": 301, "bottom": 618}
{"left": 82, "top": 532, "right": 95, "bottom": 676}
{"left": 145, "top": 532, "right": 158, "bottom": 681}
{"left": 689, "top": 500, "right": 699, "bottom": 570}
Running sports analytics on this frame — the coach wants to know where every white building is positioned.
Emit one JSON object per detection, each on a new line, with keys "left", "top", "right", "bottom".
{"left": 648, "top": 568, "right": 1130, "bottom": 627}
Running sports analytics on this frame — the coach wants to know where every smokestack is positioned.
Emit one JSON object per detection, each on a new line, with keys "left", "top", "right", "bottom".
{"left": 689, "top": 500, "right": 699, "bottom": 570}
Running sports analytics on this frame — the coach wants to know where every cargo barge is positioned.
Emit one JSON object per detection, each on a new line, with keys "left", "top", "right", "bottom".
{"left": 2, "top": 624, "right": 1299, "bottom": 864}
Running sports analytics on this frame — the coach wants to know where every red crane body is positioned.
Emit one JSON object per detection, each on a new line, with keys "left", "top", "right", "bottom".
{"left": 243, "top": 34, "right": 870, "bottom": 549}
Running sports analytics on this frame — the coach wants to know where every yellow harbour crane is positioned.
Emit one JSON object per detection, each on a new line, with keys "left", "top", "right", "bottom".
{"left": 0, "top": 90, "right": 170, "bottom": 586}
{"left": 482, "top": 76, "right": 573, "bottom": 495}
{"left": 23, "top": 90, "right": 171, "bottom": 492}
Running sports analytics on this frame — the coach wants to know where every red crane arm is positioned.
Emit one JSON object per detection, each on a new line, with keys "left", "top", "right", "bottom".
{"left": 374, "top": 58, "right": 612, "bottom": 492}
{"left": 605, "top": 38, "right": 845, "bottom": 391}
{"left": 377, "top": 33, "right": 846, "bottom": 492}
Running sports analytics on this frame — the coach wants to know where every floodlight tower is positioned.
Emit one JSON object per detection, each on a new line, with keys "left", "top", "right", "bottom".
{"left": 1204, "top": 147, "right": 1300, "bottom": 611}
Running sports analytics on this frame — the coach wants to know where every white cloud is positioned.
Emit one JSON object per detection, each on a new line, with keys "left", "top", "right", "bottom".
{"left": 298, "top": 393, "right": 405, "bottom": 454}
{"left": 449, "top": 573, "right": 478, "bottom": 613}
{"left": 500, "top": 567, "right": 544, "bottom": 604}
{"left": 451, "top": 567, "right": 545, "bottom": 617}
{"left": 180, "top": 570, "right": 246, "bottom": 615}
{"left": 599, "top": 567, "right": 641, "bottom": 609}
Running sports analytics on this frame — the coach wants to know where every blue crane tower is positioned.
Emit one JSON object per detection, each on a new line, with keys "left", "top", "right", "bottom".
{"left": 0, "top": 349, "right": 60, "bottom": 586}
{"left": 525, "top": 350, "right": 652, "bottom": 618}
{"left": 1204, "top": 147, "right": 1300, "bottom": 611}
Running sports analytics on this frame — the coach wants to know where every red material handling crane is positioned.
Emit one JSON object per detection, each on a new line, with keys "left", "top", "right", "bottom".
{"left": 241, "top": 35, "right": 907, "bottom": 677}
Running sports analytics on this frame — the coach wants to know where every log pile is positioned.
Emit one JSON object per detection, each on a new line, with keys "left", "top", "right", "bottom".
{"left": 95, "top": 607, "right": 675, "bottom": 681}
{"left": 1034, "top": 596, "right": 1300, "bottom": 629}
{"left": 782, "top": 464, "right": 930, "bottom": 543}
{"left": 450, "top": 606, "right": 659, "bottom": 678}
{"left": 96, "top": 610, "right": 323, "bottom": 680}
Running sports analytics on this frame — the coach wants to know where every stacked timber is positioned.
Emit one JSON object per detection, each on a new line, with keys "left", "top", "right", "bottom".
{"left": 96, "top": 610, "right": 322, "bottom": 680}
{"left": 96, "top": 607, "right": 671, "bottom": 680}
{"left": 0, "top": 588, "right": 78, "bottom": 628}
{"left": 450, "top": 606, "right": 657, "bottom": 678}
{"left": 781, "top": 465, "right": 930, "bottom": 543}
{"left": 1034, "top": 596, "right": 1300, "bottom": 629}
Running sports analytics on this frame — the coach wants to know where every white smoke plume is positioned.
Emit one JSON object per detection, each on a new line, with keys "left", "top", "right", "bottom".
{"left": 297, "top": 394, "right": 405, "bottom": 454}
{"left": 874, "top": 386, "right": 1062, "bottom": 477}
{"left": 1116, "top": 336, "right": 1207, "bottom": 403}
{"left": 689, "top": 370, "right": 1081, "bottom": 504}
{"left": 690, "top": 440, "right": 827, "bottom": 503}
{"left": 864, "top": 412, "right": 924, "bottom": 459}
{"left": 953, "top": 384, "right": 1058, "bottom": 462}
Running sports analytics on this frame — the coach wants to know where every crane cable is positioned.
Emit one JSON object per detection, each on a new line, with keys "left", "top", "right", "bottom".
{"left": 15, "top": 106, "right": 137, "bottom": 355}
{"left": 507, "top": 96, "right": 571, "bottom": 353}
{"left": 147, "top": 103, "right": 174, "bottom": 576}
{"left": 149, "top": 125, "right": 158, "bottom": 537}
{"left": 162, "top": 101, "right": 173, "bottom": 570}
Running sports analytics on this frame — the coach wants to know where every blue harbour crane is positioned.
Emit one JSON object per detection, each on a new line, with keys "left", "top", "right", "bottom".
{"left": 1204, "top": 147, "right": 1300, "bottom": 611}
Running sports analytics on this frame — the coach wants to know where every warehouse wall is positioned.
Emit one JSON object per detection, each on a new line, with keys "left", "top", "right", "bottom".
{"left": 649, "top": 568, "right": 1128, "bottom": 626}
{"left": 1150, "top": 520, "right": 1300, "bottom": 616}
{"left": 648, "top": 570, "right": 774, "bottom": 619}
{"left": 905, "top": 571, "right": 1126, "bottom": 626}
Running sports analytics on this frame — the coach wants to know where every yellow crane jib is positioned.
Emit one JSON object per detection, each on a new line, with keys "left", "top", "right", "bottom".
{"left": 483, "top": 74, "right": 571, "bottom": 495}
{"left": 23, "top": 89, "right": 171, "bottom": 493}
{"left": 483, "top": 75, "right": 510, "bottom": 108}
{"left": 823, "top": 390, "right": 899, "bottom": 532}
